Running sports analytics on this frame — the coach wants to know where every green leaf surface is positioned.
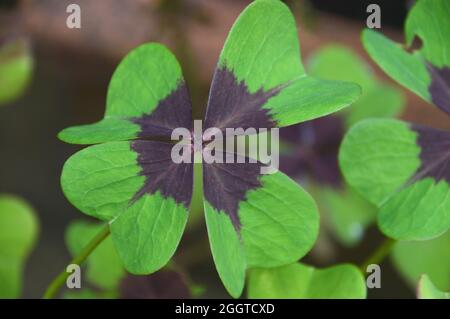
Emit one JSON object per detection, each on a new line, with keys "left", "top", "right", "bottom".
{"left": 204, "top": 171, "right": 319, "bottom": 298}
{"left": 0, "top": 195, "right": 38, "bottom": 298}
{"left": 417, "top": 274, "right": 450, "bottom": 299}
{"left": 362, "top": 0, "right": 450, "bottom": 109}
{"left": 339, "top": 119, "right": 450, "bottom": 240}
{"left": 217, "top": 0, "right": 360, "bottom": 128}
{"left": 308, "top": 45, "right": 404, "bottom": 128}
{"left": 58, "top": 43, "right": 184, "bottom": 144}
{"left": 0, "top": 38, "right": 33, "bottom": 105}
{"left": 247, "top": 263, "right": 366, "bottom": 299}
{"left": 110, "top": 192, "right": 188, "bottom": 275}
{"left": 392, "top": 231, "right": 450, "bottom": 291}
{"left": 66, "top": 220, "right": 125, "bottom": 290}
{"left": 61, "top": 141, "right": 190, "bottom": 275}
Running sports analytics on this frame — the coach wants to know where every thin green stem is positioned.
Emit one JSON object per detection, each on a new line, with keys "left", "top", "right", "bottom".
{"left": 359, "top": 238, "right": 396, "bottom": 274}
{"left": 43, "top": 224, "right": 110, "bottom": 299}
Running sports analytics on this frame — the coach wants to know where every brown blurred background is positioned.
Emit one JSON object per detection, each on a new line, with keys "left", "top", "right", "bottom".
{"left": 1, "top": 0, "right": 449, "bottom": 298}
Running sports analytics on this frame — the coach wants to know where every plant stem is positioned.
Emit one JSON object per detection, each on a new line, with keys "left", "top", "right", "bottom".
{"left": 43, "top": 224, "right": 110, "bottom": 299}
{"left": 359, "top": 237, "right": 396, "bottom": 274}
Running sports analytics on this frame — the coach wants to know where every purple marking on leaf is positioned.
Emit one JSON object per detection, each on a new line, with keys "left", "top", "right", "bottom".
{"left": 203, "top": 151, "right": 265, "bottom": 230}
{"left": 279, "top": 116, "right": 345, "bottom": 187}
{"left": 119, "top": 271, "right": 190, "bottom": 299}
{"left": 204, "top": 67, "right": 280, "bottom": 133}
{"left": 427, "top": 64, "right": 450, "bottom": 117}
{"left": 411, "top": 124, "right": 450, "bottom": 184}
{"left": 131, "top": 140, "right": 193, "bottom": 207}
{"left": 132, "top": 82, "right": 192, "bottom": 138}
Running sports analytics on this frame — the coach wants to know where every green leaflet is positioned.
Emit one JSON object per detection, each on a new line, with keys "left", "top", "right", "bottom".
{"left": 247, "top": 263, "right": 366, "bottom": 299}
{"left": 61, "top": 142, "right": 144, "bottom": 221}
{"left": 204, "top": 202, "right": 246, "bottom": 298}
{"left": 392, "top": 231, "right": 450, "bottom": 292}
{"left": 0, "top": 38, "right": 33, "bottom": 106}
{"left": 66, "top": 220, "right": 125, "bottom": 290}
{"left": 204, "top": 172, "right": 319, "bottom": 298}
{"left": 0, "top": 195, "right": 38, "bottom": 298}
{"left": 61, "top": 141, "right": 190, "bottom": 275}
{"left": 218, "top": 0, "right": 361, "bottom": 127}
{"left": 417, "top": 275, "right": 450, "bottom": 299}
{"left": 110, "top": 193, "right": 188, "bottom": 274}
{"left": 405, "top": 0, "right": 450, "bottom": 68}
{"left": 362, "top": 0, "right": 450, "bottom": 108}
{"left": 362, "top": 29, "right": 431, "bottom": 103}
{"left": 339, "top": 119, "right": 450, "bottom": 240}
{"left": 58, "top": 43, "right": 183, "bottom": 144}
{"left": 58, "top": 118, "right": 140, "bottom": 145}
{"left": 308, "top": 45, "right": 405, "bottom": 129}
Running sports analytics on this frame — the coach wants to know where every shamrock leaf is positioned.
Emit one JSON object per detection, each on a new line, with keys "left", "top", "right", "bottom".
{"left": 391, "top": 231, "right": 449, "bottom": 291}
{"left": 362, "top": 0, "right": 450, "bottom": 116}
{"left": 59, "top": 0, "right": 360, "bottom": 298}
{"left": 340, "top": 1, "right": 450, "bottom": 240}
{"left": 0, "top": 194, "right": 38, "bottom": 298}
{"left": 340, "top": 119, "right": 450, "bottom": 240}
{"left": 417, "top": 275, "right": 450, "bottom": 299}
{"left": 280, "top": 45, "right": 403, "bottom": 246}
{"left": 247, "top": 263, "right": 366, "bottom": 299}
{"left": 0, "top": 37, "right": 33, "bottom": 106}
{"left": 66, "top": 220, "right": 125, "bottom": 290}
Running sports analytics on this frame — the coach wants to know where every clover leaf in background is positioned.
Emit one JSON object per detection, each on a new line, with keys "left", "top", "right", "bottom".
{"left": 391, "top": 231, "right": 449, "bottom": 292}
{"left": 0, "top": 37, "right": 33, "bottom": 106}
{"left": 362, "top": 0, "right": 450, "bottom": 114}
{"left": 340, "top": 0, "right": 450, "bottom": 241}
{"left": 417, "top": 275, "right": 449, "bottom": 299}
{"left": 0, "top": 194, "right": 38, "bottom": 298}
{"left": 66, "top": 220, "right": 125, "bottom": 291}
{"left": 279, "top": 45, "right": 404, "bottom": 246}
{"left": 58, "top": 0, "right": 361, "bottom": 298}
{"left": 247, "top": 263, "right": 366, "bottom": 299}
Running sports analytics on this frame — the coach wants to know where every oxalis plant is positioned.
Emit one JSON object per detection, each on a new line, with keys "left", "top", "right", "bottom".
{"left": 45, "top": 0, "right": 361, "bottom": 298}
{"left": 339, "top": 0, "right": 450, "bottom": 297}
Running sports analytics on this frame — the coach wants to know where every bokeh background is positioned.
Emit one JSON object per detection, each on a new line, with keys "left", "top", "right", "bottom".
{"left": 1, "top": 0, "right": 449, "bottom": 298}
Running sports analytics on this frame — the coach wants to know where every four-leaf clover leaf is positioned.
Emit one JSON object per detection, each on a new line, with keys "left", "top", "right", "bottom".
{"left": 59, "top": 0, "right": 360, "bottom": 297}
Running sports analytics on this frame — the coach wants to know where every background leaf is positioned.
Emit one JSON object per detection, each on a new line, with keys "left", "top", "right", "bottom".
{"left": 66, "top": 220, "right": 125, "bottom": 290}
{"left": 0, "top": 38, "right": 33, "bottom": 106}
{"left": 339, "top": 119, "right": 450, "bottom": 240}
{"left": 317, "top": 186, "right": 376, "bottom": 246}
{"left": 0, "top": 195, "right": 38, "bottom": 298}
{"left": 247, "top": 263, "right": 366, "bottom": 299}
{"left": 391, "top": 231, "right": 450, "bottom": 291}
{"left": 362, "top": 0, "right": 450, "bottom": 114}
